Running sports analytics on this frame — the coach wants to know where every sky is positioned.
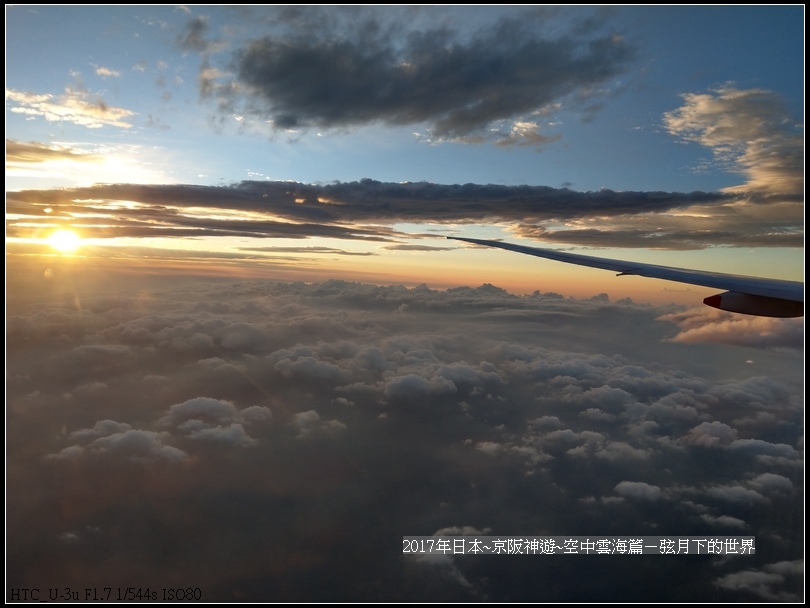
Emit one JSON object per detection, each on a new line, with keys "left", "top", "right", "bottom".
{"left": 5, "top": 5, "right": 805, "bottom": 603}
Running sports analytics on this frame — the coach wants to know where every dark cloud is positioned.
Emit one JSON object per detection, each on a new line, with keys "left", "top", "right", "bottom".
{"left": 188, "top": 7, "right": 634, "bottom": 143}
{"left": 7, "top": 259, "right": 803, "bottom": 601}
{"left": 9, "top": 178, "right": 801, "bottom": 253}
{"left": 6, "top": 185, "right": 407, "bottom": 241}
{"left": 9, "top": 180, "right": 731, "bottom": 223}
{"left": 11, "top": 180, "right": 764, "bottom": 251}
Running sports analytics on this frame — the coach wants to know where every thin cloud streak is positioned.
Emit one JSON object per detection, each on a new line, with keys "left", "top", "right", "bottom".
{"left": 6, "top": 139, "right": 104, "bottom": 164}
{"left": 6, "top": 88, "right": 136, "bottom": 129}
{"left": 7, "top": 178, "right": 798, "bottom": 250}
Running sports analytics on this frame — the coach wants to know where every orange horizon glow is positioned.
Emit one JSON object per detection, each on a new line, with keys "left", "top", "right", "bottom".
{"left": 7, "top": 239, "right": 714, "bottom": 308}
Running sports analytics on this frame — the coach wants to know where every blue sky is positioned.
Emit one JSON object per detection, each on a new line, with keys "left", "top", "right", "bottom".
{"left": 6, "top": 5, "right": 805, "bottom": 299}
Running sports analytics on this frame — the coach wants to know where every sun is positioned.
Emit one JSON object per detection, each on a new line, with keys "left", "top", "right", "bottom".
{"left": 48, "top": 228, "right": 82, "bottom": 253}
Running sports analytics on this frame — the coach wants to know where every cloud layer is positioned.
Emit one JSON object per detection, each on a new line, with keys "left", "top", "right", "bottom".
{"left": 7, "top": 263, "right": 803, "bottom": 601}
{"left": 7, "top": 173, "right": 802, "bottom": 251}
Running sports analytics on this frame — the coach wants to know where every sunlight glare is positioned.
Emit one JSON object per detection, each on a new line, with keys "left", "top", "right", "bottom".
{"left": 48, "top": 229, "right": 81, "bottom": 253}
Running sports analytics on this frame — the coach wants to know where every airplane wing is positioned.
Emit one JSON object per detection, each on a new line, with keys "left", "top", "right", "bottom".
{"left": 448, "top": 237, "right": 804, "bottom": 318}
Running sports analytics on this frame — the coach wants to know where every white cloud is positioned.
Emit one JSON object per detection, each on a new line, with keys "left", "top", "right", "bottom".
{"left": 94, "top": 66, "right": 122, "bottom": 78}
{"left": 715, "top": 560, "right": 803, "bottom": 602}
{"left": 161, "top": 397, "right": 240, "bottom": 426}
{"left": 746, "top": 472, "right": 793, "bottom": 494}
{"left": 664, "top": 86, "right": 803, "bottom": 199}
{"left": 384, "top": 374, "right": 457, "bottom": 400}
{"left": 705, "top": 484, "right": 769, "bottom": 505}
{"left": 660, "top": 307, "right": 803, "bottom": 349}
{"left": 52, "top": 426, "right": 187, "bottom": 463}
{"left": 6, "top": 88, "right": 135, "bottom": 129}
{"left": 684, "top": 421, "right": 737, "bottom": 447}
{"left": 614, "top": 481, "right": 662, "bottom": 501}
{"left": 698, "top": 514, "right": 747, "bottom": 529}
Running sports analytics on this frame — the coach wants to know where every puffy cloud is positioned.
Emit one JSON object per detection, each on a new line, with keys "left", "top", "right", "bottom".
{"left": 660, "top": 307, "right": 804, "bottom": 349}
{"left": 614, "top": 481, "right": 662, "bottom": 501}
{"left": 384, "top": 374, "right": 457, "bottom": 400}
{"left": 590, "top": 441, "right": 650, "bottom": 461}
{"left": 664, "top": 87, "right": 803, "bottom": 200}
{"left": 728, "top": 439, "right": 798, "bottom": 459}
{"left": 50, "top": 396, "right": 273, "bottom": 460}
{"left": 161, "top": 397, "right": 271, "bottom": 446}
{"left": 746, "top": 472, "right": 793, "bottom": 494}
{"left": 8, "top": 271, "right": 802, "bottom": 601}
{"left": 715, "top": 569, "right": 787, "bottom": 600}
{"left": 294, "top": 410, "right": 320, "bottom": 429}
{"left": 705, "top": 484, "right": 769, "bottom": 506}
{"left": 241, "top": 405, "right": 274, "bottom": 424}
{"left": 579, "top": 408, "right": 617, "bottom": 422}
{"left": 161, "top": 396, "right": 240, "bottom": 426}
{"left": 290, "top": 409, "right": 344, "bottom": 437}
{"left": 763, "top": 561, "right": 803, "bottom": 577}
{"left": 181, "top": 422, "right": 257, "bottom": 447}
{"left": 528, "top": 416, "right": 564, "bottom": 430}
{"left": 475, "top": 441, "right": 500, "bottom": 455}
{"left": 473, "top": 439, "right": 553, "bottom": 468}
{"left": 89, "top": 429, "right": 187, "bottom": 462}
{"left": 275, "top": 355, "right": 348, "bottom": 383}
{"left": 714, "top": 560, "right": 803, "bottom": 602}
{"left": 68, "top": 419, "right": 132, "bottom": 441}
{"left": 684, "top": 421, "right": 737, "bottom": 447}
{"left": 51, "top": 425, "right": 187, "bottom": 463}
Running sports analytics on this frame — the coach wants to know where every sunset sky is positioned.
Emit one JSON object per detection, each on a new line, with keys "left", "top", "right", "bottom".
{"left": 6, "top": 5, "right": 804, "bottom": 302}
{"left": 6, "top": 5, "right": 804, "bottom": 602}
